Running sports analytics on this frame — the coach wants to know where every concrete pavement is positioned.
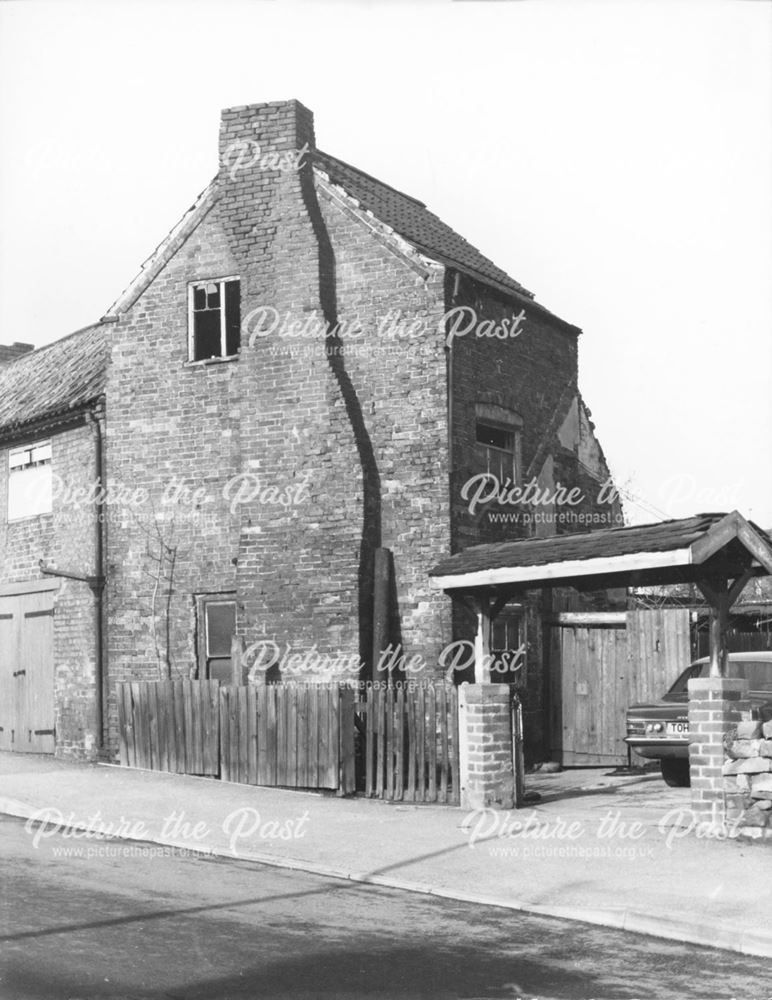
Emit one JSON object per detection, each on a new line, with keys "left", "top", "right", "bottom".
{"left": 1, "top": 751, "right": 771, "bottom": 958}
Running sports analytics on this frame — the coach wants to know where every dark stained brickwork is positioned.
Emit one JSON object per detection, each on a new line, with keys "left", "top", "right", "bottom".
{"left": 445, "top": 274, "right": 620, "bottom": 757}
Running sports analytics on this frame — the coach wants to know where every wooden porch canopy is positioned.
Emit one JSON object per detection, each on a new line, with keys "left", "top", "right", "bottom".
{"left": 429, "top": 511, "right": 772, "bottom": 682}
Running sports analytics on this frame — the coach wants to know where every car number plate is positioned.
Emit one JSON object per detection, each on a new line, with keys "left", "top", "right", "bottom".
{"left": 666, "top": 721, "right": 689, "bottom": 736}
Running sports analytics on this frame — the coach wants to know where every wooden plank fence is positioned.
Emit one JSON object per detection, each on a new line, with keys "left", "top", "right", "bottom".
{"left": 220, "top": 683, "right": 355, "bottom": 793}
{"left": 358, "top": 682, "right": 460, "bottom": 804}
{"left": 117, "top": 680, "right": 220, "bottom": 775}
{"left": 117, "top": 680, "right": 356, "bottom": 793}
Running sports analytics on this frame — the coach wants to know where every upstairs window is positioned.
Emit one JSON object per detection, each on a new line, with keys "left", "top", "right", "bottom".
{"left": 8, "top": 441, "right": 52, "bottom": 520}
{"left": 188, "top": 278, "right": 240, "bottom": 361}
{"left": 475, "top": 403, "right": 522, "bottom": 485}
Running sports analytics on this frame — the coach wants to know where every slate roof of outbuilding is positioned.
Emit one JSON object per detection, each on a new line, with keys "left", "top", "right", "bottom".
{"left": 314, "top": 150, "right": 537, "bottom": 304}
{"left": 0, "top": 323, "right": 107, "bottom": 436}
{"left": 429, "top": 514, "right": 772, "bottom": 578}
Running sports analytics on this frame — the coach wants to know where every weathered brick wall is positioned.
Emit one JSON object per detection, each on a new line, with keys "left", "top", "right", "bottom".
{"left": 104, "top": 200, "right": 242, "bottom": 746}
{"left": 226, "top": 101, "right": 363, "bottom": 671}
{"left": 228, "top": 101, "right": 453, "bottom": 680}
{"left": 104, "top": 100, "right": 454, "bottom": 753}
{"left": 448, "top": 274, "right": 579, "bottom": 553}
{"left": 0, "top": 419, "right": 100, "bottom": 757}
{"left": 310, "top": 173, "right": 452, "bottom": 678}
{"left": 101, "top": 98, "right": 616, "bottom": 759}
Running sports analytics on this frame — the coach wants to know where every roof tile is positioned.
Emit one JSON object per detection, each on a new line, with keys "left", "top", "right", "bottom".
{"left": 429, "top": 514, "right": 770, "bottom": 577}
{"left": 0, "top": 324, "right": 107, "bottom": 435}
{"left": 314, "top": 150, "right": 535, "bottom": 303}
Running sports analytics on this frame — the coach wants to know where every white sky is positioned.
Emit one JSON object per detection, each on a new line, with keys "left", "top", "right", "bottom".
{"left": 1, "top": 0, "right": 770, "bottom": 526}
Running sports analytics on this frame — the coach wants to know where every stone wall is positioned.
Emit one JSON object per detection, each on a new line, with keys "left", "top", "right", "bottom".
{"left": 723, "top": 718, "right": 772, "bottom": 839}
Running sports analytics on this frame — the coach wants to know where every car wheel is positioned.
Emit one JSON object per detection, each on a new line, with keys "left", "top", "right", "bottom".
{"left": 660, "top": 759, "right": 690, "bottom": 787}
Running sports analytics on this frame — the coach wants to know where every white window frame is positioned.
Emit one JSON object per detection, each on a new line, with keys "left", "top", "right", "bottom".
{"left": 7, "top": 439, "right": 53, "bottom": 521}
{"left": 187, "top": 276, "right": 240, "bottom": 362}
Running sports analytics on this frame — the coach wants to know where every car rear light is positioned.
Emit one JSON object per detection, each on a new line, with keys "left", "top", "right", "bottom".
{"left": 646, "top": 722, "right": 664, "bottom": 734}
{"left": 627, "top": 720, "right": 646, "bottom": 735}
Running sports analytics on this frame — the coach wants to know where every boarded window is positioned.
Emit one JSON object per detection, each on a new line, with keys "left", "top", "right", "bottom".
{"left": 7, "top": 440, "right": 52, "bottom": 520}
{"left": 189, "top": 278, "right": 241, "bottom": 361}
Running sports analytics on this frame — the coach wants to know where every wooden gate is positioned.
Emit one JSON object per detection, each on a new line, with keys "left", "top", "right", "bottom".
{"left": 550, "top": 609, "right": 690, "bottom": 765}
{"left": 117, "top": 680, "right": 356, "bottom": 793}
{"left": 357, "top": 682, "right": 461, "bottom": 804}
{"left": 0, "top": 588, "right": 55, "bottom": 754}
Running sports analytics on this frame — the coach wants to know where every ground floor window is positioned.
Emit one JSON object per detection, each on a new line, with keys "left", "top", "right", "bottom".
{"left": 196, "top": 594, "right": 236, "bottom": 682}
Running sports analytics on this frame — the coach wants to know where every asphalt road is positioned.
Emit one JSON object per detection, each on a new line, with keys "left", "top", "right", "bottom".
{"left": 0, "top": 814, "right": 766, "bottom": 1000}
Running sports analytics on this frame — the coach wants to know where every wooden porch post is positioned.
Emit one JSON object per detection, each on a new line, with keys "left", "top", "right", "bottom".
{"left": 698, "top": 571, "right": 753, "bottom": 678}
{"left": 697, "top": 579, "right": 729, "bottom": 678}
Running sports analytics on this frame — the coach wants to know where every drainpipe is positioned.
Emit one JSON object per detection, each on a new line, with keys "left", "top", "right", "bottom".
{"left": 86, "top": 407, "right": 106, "bottom": 754}
{"left": 31, "top": 406, "right": 107, "bottom": 758}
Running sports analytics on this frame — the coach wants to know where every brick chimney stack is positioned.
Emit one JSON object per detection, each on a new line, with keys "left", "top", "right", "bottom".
{"left": 219, "top": 101, "right": 353, "bottom": 665}
{"left": 0, "top": 342, "right": 34, "bottom": 365}
{"left": 217, "top": 100, "right": 316, "bottom": 282}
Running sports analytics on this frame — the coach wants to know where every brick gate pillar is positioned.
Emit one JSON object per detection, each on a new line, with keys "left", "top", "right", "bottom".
{"left": 458, "top": 684, "right": 515, "bottom": 810}
{"left": 688, "top": 677, "right": 750, "bottom": 829}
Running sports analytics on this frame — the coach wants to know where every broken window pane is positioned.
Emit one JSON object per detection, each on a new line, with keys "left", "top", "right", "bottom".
{"left": 193, "top": 309, "right": 221, "bottom": 360}
{"left": 190, "top": 279, "right": 240, "bottom": 361}
{"left": 476, "top": 422, "right": 514, "bottom": 452}
{"left": 206, "top": 283, "right": 220, "bottom": 309}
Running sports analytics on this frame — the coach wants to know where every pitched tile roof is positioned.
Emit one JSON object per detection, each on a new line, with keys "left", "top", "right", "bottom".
{"left": 10, "top": 131, "right": 572, "bottom": 435}
{"left": 314, "top": 150, "right": 537, "bottom": 304}
{"left": 0, "top": 323, "right": 107, "bottom": 436}
{"left": 430, "top": 513, "right": 772, "bottom": 579}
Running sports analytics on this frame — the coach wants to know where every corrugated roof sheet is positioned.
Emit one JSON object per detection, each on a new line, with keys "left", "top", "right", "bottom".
{"left": 314, "top": 150, "right": 536, "bottom": 303}
{"left": 0, "top": 323, "right": 107, "bottom": 435}
{"left": 430, "top": 514, "right": 760, "bottom": 578}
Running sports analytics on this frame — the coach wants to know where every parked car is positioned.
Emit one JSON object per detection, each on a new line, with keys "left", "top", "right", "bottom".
{"left": 625, "top": 652, "right": 772, "bottom": 787}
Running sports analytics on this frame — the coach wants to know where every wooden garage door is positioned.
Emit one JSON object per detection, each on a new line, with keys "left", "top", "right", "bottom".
{"left": 0, "top": 589, "right": 55, "bottom": 753}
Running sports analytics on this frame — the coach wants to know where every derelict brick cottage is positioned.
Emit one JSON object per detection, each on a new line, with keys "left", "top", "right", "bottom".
{"left": 0, "top": 99, "right": 620, "bottom": 762}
